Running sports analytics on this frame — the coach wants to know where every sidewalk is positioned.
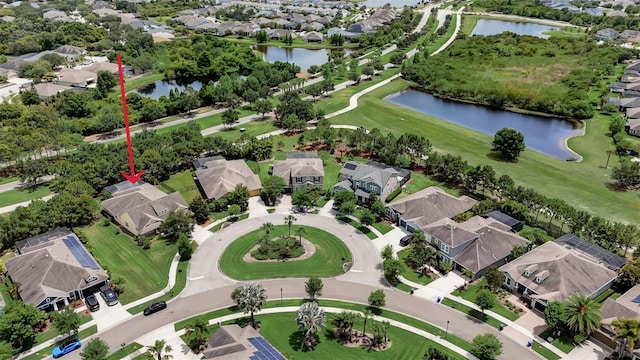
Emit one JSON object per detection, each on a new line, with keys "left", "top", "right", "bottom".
{"left": 124, "top": 253, "right": 181, "bottom": 311}
{"left": 17, "top": 321, "right": 97, "bottom": 359}
{"left": 0, "top": 194, "right": 55, "bottom": 215}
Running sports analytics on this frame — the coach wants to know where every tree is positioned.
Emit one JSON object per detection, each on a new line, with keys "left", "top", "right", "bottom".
{"left": 147, "top": 339, "right": 173, "bottom": 360}
{"left": 306, "top": 83, "right": 323, "bottom": 101}
{"left": 177, "top": 233, "right": 194, "bottom": 260}
{"left": 296, "top": 302, "right": 326, "bottom": 345}
{"left": 305, "top": 277, "right": 324, "bottom": 301}
{"left": 348, "top": 69, "right": 361, "bottom": 84}
{"left": 295, "top": 227, "right": 305, "bottom": 246}
{"left": 0, "top": 301, "right": 46, "bottom": 350}
{"left": 255, "top": 30, "right": 268, "bottom": 43}
{"left": 159, "top": 209, "right": 195, "bottom": 241}
{"left": 565, "top": 294, "right": 601, "bottom": 336}
{"left": 20, "top": 90, "right": 40, "bottom": 106}
{"left": 484, "top": 266, "right": 504, "bottom": 292}
{"left": 383, "top": 258, "right": 402, "bottom": 285}
{"left": 233, "top": 282, "right": 267, "bottom": 329}
{"left": 228, "top": 184, "right": 250, "bottom": 210}
{"left": 185, "top": 319, "right": 209, "bottom": 352}
{"left": 360, "top": 210, "right": 375, "bottom": 227}
{"left": 179, "top": 86, "right": 201, "bottom": 114}
{"left": 228, "top": 204, "right": 241, "bottom": 219}
{"left": 0, "top": 342, "right": 14, "bottom": 360}
{"left": 254, "top": 99, "right": 273, "bottom": 119}
{"left": 284, "top": 214, "right": 297, "bottom": 237}
{"left": 611, "top": 318, "right": 640, "bottom": 359}
{"left": 368, "top": 289, "right": 386, "bottom": 310}
{"left": 339, "top": 201, "right": 355, "bottom": 217}
{"left": 612, "top": 161, "right": 640, "bottom": 188}
{"left": 53, "top": 306, "right": 81, "bottom": 337}
{"left": 544, "top": 301, "right": 567, "bottom": 332}
{"left": 333, "top": 191, "right": 355, "bottom": 208}
{"left": 330, "top": 33, "right": 345, "bottom": 46}
{"left": 332, "top": 311, "right": 358, "bottom": 341}
{"left": 424, "top": 346, "right": 450, "bottom": 360}
{"left": 390, "top": 52, "right": 406, "bottom": 66}
{"left": 491, "top": 128, "right": 525, "bottom": 161}
{"left": 618, "top": 258, "right": 640, "bottom": 289}
{"left": 362, "top": 66, "right": 374, "bottom": 80}
{"left": 610, "top": 115, "right": 627, "bottom": 137}
{"left": 80, "top": 338, "right": 109, "bottom": 360}
{"left": 471, "top": 333, "right": 503, "bottom": 360}
{"left": 381, "top": 244, "right": 394, "bottom": 261}
{"left": 510, "top": 244, "right": 525, "bottom": 259}
{"left": 475, "top": 289, "right": 496, "bottom": 317}
{"left": 96, "top": 70, "right": 118, "bottom": 96}
{"left": 189, "top": 196, "right": 209, "bottom": 224}
{"left": 222, "top": 108, "right": 239, "bottom": 128}
{"left": 260, "top": 176, "right": 285, "bottom": 206}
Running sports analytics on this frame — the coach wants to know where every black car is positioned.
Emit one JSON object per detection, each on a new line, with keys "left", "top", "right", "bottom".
{"left": 85, "top": 294, "right": 100, "bottom": 312}
{"left": 399, "top": 235, "right": 411, "bottom": 247}
{"left": 143, "top": 301, "right": 167, "bottom": 316}
{"left": 100, "top": 284, "right": 119, "bottom": 306}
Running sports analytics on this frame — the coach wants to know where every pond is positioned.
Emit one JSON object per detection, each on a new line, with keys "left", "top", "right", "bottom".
{"left": 385, "top": 89, "right": 581, "bottom": 160}
{"left": 471, "top": 19, "right": 558, "bottom": 39}
{"left": 253, "top": 45, "right": 352, "bottom": 72}
{"left": 361, "top": 0, "right": 425, "bottom": 7}
{"left": 132, "top": 79, "right": 203, "bottom": 100}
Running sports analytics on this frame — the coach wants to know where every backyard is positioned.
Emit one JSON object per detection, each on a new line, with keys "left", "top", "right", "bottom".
{"left": 158, "top": 170, "right": 201, "bottom": 203}
{"left": 82, "top": 219, "right": 178, "bottom": 304}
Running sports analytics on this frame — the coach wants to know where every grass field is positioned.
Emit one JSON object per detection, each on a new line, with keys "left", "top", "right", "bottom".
{"left": 124, "top": 73, "right": 164, "bottom": 92}
{"left": 397, "top": 248, "right": 434, "bottom": 285}
{"left": 82, "top": 219, "right": 177, "bottom": 304}
{"left": 158, "top": 170, "right": 201, "bottom": 203}
{"left": 539, "top": 329, "right": 576, "bottom": 353}
{"left": 22, "top": 325, "right": 98, "bottom": 360}
{"left": 533, "top": 341, "right": 562, "bottom": 360}
{"left": 328, "top": 78, "right": 639, "bottom": 224}
{"left": 258, "top": 312, "right": 466, "bottom": 360}
{"left": 455, "top": 279, "right": 519, "bottom": 321}
{"left": 0, "top": 185, "right": 52, "bottom": 208}
{"left": 127, "top": 259, "right": 188, "bottom": 314}
{"left": 219, "top": 225, "right": 352, "bottom": 280}
{"left": 441, "top": 298, "right": 503, "bottom": 329}
{"left": 106, "top": 342, "right": 144, "bottom": 360}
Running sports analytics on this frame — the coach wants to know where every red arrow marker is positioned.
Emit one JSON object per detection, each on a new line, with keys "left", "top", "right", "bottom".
{"left": 116, "top": 54, "right": 144, "bottom": 184}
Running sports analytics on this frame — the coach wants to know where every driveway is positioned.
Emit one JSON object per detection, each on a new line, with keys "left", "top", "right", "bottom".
{"left": 90, "top": 293, "right": 132, "bottom": 331}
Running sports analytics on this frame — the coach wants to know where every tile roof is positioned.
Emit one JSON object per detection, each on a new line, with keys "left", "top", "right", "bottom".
{"left": 272, "top": 152, "right": 324, "bottom": 183}
{"left": 33, "top": 83, "right": 72, "bottom": 97}
{"left": 389, "top": 187, "right": 477, "bottom": 228}
{"left": 453, "top": 224, "right": 529, "bottom": 273}
{"left": 195, "top": 158, "right": 261, "bottom": 200}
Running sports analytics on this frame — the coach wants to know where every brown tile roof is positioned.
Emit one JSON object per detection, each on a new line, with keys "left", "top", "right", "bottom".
{"left": 195, "top": 158, "right": 261, "bottom": 200}
{"left": 499, "top": 242, "right": 617, "bottom": 302}
{"left": 389, "top": 187, "right": 477, "bottom": 228}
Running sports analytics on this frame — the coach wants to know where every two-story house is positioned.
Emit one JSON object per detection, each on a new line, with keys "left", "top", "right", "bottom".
{"left": 334, "top": 160, "right": 410, "bottom": 203}
{"left": 272, "top": 152, "right": 324, "bottom": 192}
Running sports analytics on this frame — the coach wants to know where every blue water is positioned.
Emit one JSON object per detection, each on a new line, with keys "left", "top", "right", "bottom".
{"left": 254, "top": 45, "right": 353, "bottom": 72}
{"left": 132, "top": 80, "right": 203, "bottom": 100}
{"left": 385, "top": 89, "right": 581, "bottom": 160}
{"left": 471, "top": 19, "right": 558, "bottom": 39}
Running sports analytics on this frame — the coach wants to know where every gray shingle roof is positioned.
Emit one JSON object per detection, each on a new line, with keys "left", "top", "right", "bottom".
{"left": 453, "top": 225, "right": 529, "bottom": 273}
{"left": 194, "top": 158, "right": 261, "bottom": 200}
{"left": 389, "top": 187, "right": 477, "bottom": 228}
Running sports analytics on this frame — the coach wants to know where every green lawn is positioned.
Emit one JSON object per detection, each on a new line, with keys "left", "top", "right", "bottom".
{"left": 205, "top": 120, "right": 279, "bottom": 141}
{"left": 22, "top": 325, "right": 98, "bottom": 360}
{"left": 397, "top": 248, "right": 434, "bottom": 285}
{"left": 82, "top": 219, "right": 177, "bottom": 304}
{"left": 158, "top": 170, "right": 201, "bottom": 203}
{"left": 34, "top": 313, "right": 93, "bottom": 345}
{"left": 0, "top": 175, "right": 18, "bottom": 185}
{"left": 127, "top": 259, "right": 189, "bottom": 314}
{"left": 539, "top": 329, "right": 576, "bottom": 353}
{"left": 124, "top": 73, "right": 164, "bottom": 92}
{"left": 533, "top": 341, "right": 562, "bottom": 360}
{"left": 455, "top": 279, "right": 519, "bottom": 321}
{"left": 441, "top": 298, "right": 503, "bottom": 329}
{"left": 0, "top": 185, "right": 52, "bottom": 208}
{"left": 394, "top": 171, "right": 460, "bottom": 202}
{"left": 329, "top": 78, "right": 640, "bottom": 224}
{"left": 335, "top": 215, "right": 377, "bottom": 239}
{"left": 372, "top": 221, "right": 394, "bottom": 234}
{"left": 106, "top": 342, "right": 144, "bottom": 360}
{"left": 258, "top": 312, "right": 465, "bottom": 360}
{"left": 219, "top": 225, "right": 352, "bottom": 280}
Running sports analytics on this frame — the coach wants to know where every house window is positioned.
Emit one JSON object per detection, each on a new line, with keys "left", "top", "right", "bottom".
{"left": 441, "top": 243, "right": 450, "bottom": 254}
{"left": 505, "top": 278, "right": 511, "bottom": 286}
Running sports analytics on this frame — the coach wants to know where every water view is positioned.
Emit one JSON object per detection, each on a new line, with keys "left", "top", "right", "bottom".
{"left": 132, "top": 80, "right": 203, "bottom": 100}
{"left": 361, "top": 0, "right": 426, "bottom": 7}
{"left": 385, "top": 89, "right": 581, "bottom": 160}
{"left": 471, "top": 19, "right": 558, "bottom": 39}
{"left": 254, "top": 45, "right": 352, "bottom": 72}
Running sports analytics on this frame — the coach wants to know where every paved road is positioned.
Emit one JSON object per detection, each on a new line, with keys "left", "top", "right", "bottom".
{"left": 0, "top": 175, "right": 55, "bottom": 194}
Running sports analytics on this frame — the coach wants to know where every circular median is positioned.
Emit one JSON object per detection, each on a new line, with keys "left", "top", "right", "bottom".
{"left": 219, "top": 225, "right": 353, "bottom": 280}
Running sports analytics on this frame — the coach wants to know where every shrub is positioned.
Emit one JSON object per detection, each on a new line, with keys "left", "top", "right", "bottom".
{"left": 385, "top": 186, "right": 402, "bottom": 203}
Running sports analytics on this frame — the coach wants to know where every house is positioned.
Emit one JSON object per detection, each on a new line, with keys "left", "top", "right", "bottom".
{"left": 624, "top": 83, "right": 640, "bottom": 97}
{"left": 386, "top": 186, "right": 477, "bottom": 233}
{"left": 334, "top": 160, "right": 410, "bottom": 203}
{"left": 202, "top": 324, "right": 286, "bottom": 359}
{"left": 193, "top": 156, "right": 261, "bottom": 200}
{"left": 304, "top": 31, "right": 323, "bottom": 42}
{"left": 33, "top": 83, "right": 72, "bottom": 98}
{"left": 272, "top": 152, "right": 324, "bottom": 192}
{"left": 599, "top": 284, "right": 640, "bottom": 355}
{"left": 622, "top": 30, "right": 640, "bottom": 43}
{"left": 423, "top": 216, "right": 530, "bottom": 278}
{"left": 609, "top": 97, "right": 640, "bottom": 111}
{"left": 82, "top": 61, "right": 119, "bottom": 75}
{"left": 626, "top": 118, "right": 640, "bottom": 136}
{"left": 499, "top": 236, "right": 623, "bottom": 311}
{"left": 627, "top": 107, "right": 640, "bottom": 120}
{"left": 0, "top": 67, "right": 17, "bottom": 79}
{"left": 327, "top": 27, "right": 358, "bottom": 41}
{"left": 57, "top": 68, "right": 96, "bottom": 88}
{"left": 5, "top": 228, "right": 109, "bottom": 311}
{"left": 607, "top": 10, "right": 628, "bottom": 17}
{"left": 269, "top": 29, "right": 296, "bottom": 40}
{"left": 611, "top": 82, "right": 627, "bottom": 93}
{"left": 43, "top": 9, "right": 72, "bottom": 22}
{"left": 305, "top": 21, "right": 324, "bottom": 31}
{"left": 597, "top": 28, "right": 620, "bottom": 41}
{"left": 102, "top": 181, "right": 188, "bottom": 236}
{"left": 482, "top": 210, "right": 523, "bottom": 232}
{"left": 0, "top": 15, "right": 15, "bottom": 22}
{"left": 53, "top": 45, "right": 86, "bottom": 60}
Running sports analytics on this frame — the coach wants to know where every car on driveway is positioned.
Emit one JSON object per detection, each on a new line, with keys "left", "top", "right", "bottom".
{"left": 399, "top": 235, "right": 411, "bottom": 247}
{"left": 85, "top": 294, "right": 99, "bottom": 312}
{"left": 144, "top": 301, "right": 167, "bottom": 316}
{"left": 52, "top": 337, "right": 81, "bottom": 358}
{"left": 100, "top": 284, "right": 119, "bottom": 306}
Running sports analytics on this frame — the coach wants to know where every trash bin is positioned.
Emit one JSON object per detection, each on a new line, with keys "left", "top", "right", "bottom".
{"left": 410, "top": 289, "right": 414, "bottom": 295}
{"left": 527, "top": 340, "right": 533, "bottom": 348}
{"left": 436, "top": 296, "right": 441, "bottom": 303}
{"left": 499, "top": 323, "right": 504, "bottom": 331}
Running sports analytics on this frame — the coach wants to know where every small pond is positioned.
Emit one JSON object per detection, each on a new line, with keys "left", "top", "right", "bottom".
{"left": 132, "top": 80, "right": 203, "bottom": 100}
{"left": 253, "top": 45, "right": 353, "bottom": 72}
{"left": 471, "top": 19, "right": 558, "bottom": 39}
{"left": 361, "top": 0, "right": 425, "bottom": 7}
{"left": 385, "top": 89, "right": 581, "bottom": 160}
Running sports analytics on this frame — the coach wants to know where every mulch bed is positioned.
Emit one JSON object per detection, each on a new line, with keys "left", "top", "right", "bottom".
{"left": 334, "top": 330, "right": 392, "bottom": 351}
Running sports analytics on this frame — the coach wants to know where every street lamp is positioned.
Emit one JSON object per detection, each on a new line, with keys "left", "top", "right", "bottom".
{"left": 280, "top": 288, "right": 283, "bottom": 303}
{"left": 445, "top": 320, "right": 450, "bottom": 338}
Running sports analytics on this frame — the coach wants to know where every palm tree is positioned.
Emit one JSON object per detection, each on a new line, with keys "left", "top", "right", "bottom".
{"left": 284, "top": 215, "right": 297, "bottom": 238}
{"left": 362, "top": 309, "right": 373, "bottom": 337}
{"left": 260, "top": 222, "right": 274, "bottom": 246}
{"left": 185, "top": 319, "right": 209, "bottom": 352}
{"left": 295, "top": 227, "right": 305, "bottom": 246}
{"left": 612, "top": 318, "right": 640, "bottom": 359}
{"left": 296, "top": 302, "right": 326, "bottom": 345}
{"left": 233, "top": 282, "right": 268, "bottom": 329}
{"left": 147, "top": 339, "right": 173, "bottom": 360}
{"left": 565, "top": 294, "right": 602, "bottom": 336}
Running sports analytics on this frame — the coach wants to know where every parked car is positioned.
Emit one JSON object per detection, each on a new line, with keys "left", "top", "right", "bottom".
{"left": 85, "top": 294, "right": 99, "bottom": 312}
{"left": 100, "top": 284, "right": 119, "bottom": 306}
{"left": 52, "top": 337, "right": 81, "bottom": 358}
{"left": 399, "top": 235, "right": 411, "bottom": 247}
{"left": 143, "top": 301, "right": 167, "bottom": 316}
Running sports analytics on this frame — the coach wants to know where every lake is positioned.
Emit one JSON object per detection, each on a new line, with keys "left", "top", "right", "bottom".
{"left": 361, "top": 0, "right": 425, "bottom": 7}
{"left": 471, "top": 19, "right": 558, "bottom": 39}
{"left": 254, "top": 45, "right": 352, "bottom": 72}
{"left": 385, "top": 89, "right": 581, "bottom": 160}
{"left": 132, "top": 80, "right": 203, "bottom": 100}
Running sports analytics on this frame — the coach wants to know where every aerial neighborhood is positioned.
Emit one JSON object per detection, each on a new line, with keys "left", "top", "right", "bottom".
{"left": 3, "top": 0, "right": 640, "bottom": 359}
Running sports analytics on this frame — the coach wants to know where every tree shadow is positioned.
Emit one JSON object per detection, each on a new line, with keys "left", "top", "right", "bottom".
{"left": 288, "top": 330, "right": 318, "bottom": 352}
{"left": 605, "top": 181, "right": 627, "bottom": 192}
